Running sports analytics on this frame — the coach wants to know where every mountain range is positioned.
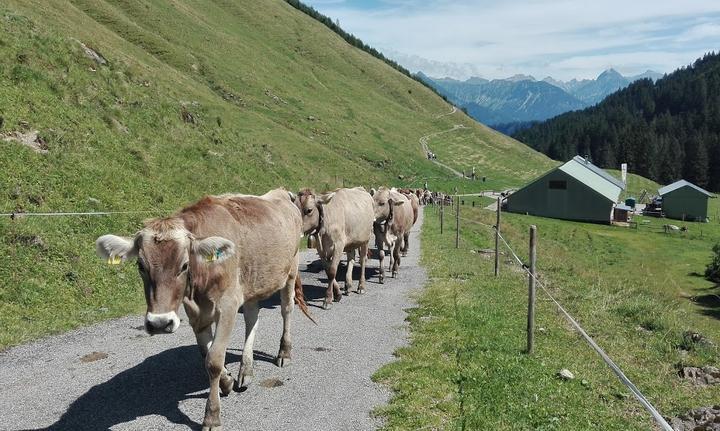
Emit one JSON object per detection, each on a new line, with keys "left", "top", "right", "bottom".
{"left": 514, "top": 52, "right": 720, "bottom": 191}
{"left": 419, "top": 69, "right": 663, "bottom": 133}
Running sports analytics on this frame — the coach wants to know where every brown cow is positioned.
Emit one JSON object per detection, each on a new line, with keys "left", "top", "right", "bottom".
{"left": 295, "top": 187, "right": 374, "bottom": 310}
{"left": 398, "top": 190, "right": 419, "bottom": 257}
{"left": 95, "top": 189, "right": 309, "bottom": 431}
{"left": 370, "top": 187, "right": 413, "bottom": 283}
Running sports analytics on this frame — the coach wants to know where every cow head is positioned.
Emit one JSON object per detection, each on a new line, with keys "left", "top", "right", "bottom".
{"left": 295, "top": 188, "right": 334, "bottom": 236}
{"left": 371, "top": 187, "right": 404, "bottom": 222}
{"left": 95, "top": 218, "right": 234, "bottom": 335}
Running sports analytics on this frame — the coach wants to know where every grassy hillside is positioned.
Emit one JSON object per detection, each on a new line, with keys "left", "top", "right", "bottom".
{"left": 376, "top": 202, "right": 720, "bottom": 429}
{"left": 0, "top": 1, "right": 552, "bottom": 348}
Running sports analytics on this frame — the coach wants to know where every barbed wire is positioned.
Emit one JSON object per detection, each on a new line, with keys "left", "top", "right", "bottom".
{"left": 452, "top": 211, "right": 673, "bottom": 431}
{"left": 0, "top": 210, "right": 167, "bottom": 220}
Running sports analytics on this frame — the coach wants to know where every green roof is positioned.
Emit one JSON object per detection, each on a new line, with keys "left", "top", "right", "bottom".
{"left": 558, "top": 158, "right": 623, "bottom": 202}
{"left": 658, "top": 180, "right": 714, "bottom": 197}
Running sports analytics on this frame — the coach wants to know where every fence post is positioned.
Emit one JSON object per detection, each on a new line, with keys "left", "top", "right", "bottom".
{"left": 455, "top": 196, "right": 460, "bottom": 249}
{"left": 494, "top": 197, "right": 501, "bottom": 277}
{"left": 527, "top": 225, "right": 537, "bottom": 354}
{"left": 440, "top": 200, "right": 444, "bottom": 235}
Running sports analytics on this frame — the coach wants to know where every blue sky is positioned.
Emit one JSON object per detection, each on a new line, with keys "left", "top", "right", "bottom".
{"left": 304, "top": 0, "right": 720, "bottom": 80}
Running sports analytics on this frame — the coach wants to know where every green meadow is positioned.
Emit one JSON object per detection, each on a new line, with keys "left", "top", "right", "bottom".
{"left": 375, "top": 200, "right": 720, "bottom": 429}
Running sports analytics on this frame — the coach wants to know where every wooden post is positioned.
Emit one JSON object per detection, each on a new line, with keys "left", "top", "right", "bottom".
{"left": 455, "top": 196, "right": 460, "bottom": 249}
{"left": 494, "top": 197, "right": 501, "bottom": 277}
{"left": 527, "top": 225, "right": 537, "bottom": 354}
{"left": 440, "top": 200, "right": 444, "bottom": 235}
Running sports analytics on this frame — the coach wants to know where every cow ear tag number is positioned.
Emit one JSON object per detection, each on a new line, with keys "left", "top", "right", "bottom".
{"left": 107, "top": 256, "right": 123, "bottom": 265}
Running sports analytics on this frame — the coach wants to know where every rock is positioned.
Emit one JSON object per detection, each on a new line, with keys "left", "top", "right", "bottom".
{"left": 76, "top": 40, "right": 107, "bottom": 65}
{"left": 669, "top": 406, "right": 720, "bottom": 430}
{"left": 86, "top": 197, "right": 101, "bottom": 207}
{"left": 13, "top": 234, "right": 47, "bottom": 250}
{"left": 307, "top": 115, "right": 318, "bottom": 121}
{"left": 680, "top": 366, "right": 720, "bottom": 386}
{"left": 557, "top": 369, "right": 574, "bottom": 380}
{"left": 1, "top": 130, "right": 48, "bottom": 154}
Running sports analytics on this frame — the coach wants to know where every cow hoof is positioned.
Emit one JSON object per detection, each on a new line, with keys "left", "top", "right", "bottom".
{"left": 323, "top": 301, "right": 332, "bottom": 310}
{"left": 357, "top": 287, "right": 365, "bottom": 294}
{"left": 235, "top": 372, "right": 253, "bottom": 391}
{"left": 379, "top": 278, "right": 385, "bottom": 284}
{"left": 219, "top": 372, "right": 234, "bottom": 396}
{"left": 276, "top": 356, "right": 291, "bottom": 368}
{"left": 202, "top": 426, "right": 222, "bottom": 431}
{"left": 392, "top": 271, "right": 398, "bottom": 278}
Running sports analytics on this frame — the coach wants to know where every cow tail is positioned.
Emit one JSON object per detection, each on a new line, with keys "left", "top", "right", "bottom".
{"left": 294, "top": 274, "right": 317, "bottom": 324}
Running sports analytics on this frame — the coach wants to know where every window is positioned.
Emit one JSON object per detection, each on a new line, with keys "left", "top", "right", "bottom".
{"left": 549, "top": 180, "right": 567, "bottom": 190}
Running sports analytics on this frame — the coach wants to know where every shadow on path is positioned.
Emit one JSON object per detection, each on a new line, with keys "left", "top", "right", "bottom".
{"left": 32, "top": 346, "right": 240, "bottom": 431}
{"left": 688, "top": 284, "right": 720, "bottom": 320}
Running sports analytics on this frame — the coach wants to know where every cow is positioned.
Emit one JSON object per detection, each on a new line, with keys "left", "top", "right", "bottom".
{"left": 422, "top": 190, "right": 433, "bottom": 206}
{"left": 398, "top": 189, "right": 419, "bottom": 257}
{"left": 295, "top": 187, "right": 374, "bottom": 310}
{"left": 370, "top": 187, "right": 413, "bottom": 283}
{"left": 95, "top": 189, "right": 310, "bottom": 431}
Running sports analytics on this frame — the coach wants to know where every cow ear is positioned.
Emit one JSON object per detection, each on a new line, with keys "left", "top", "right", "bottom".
{"left": 96, "top": 235, "right": 138, "bottom": 265}
{"left": 192, "top": 236, "right": 235, "bottom": 263}
{"left": 370, "top": 188, "right": 376, "bottom": 196}
{"left": 393, "top": 200, "right": 405, "bottom": 206}
{"left": 288, "top": 191, "right": 297, "bottom": 203}
{"left": 318, "top": 192, "right": 335, "bottom": 205}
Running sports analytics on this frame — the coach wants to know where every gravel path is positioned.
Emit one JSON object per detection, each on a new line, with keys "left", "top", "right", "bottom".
{"left": 0, "top": 212, "right": 426, "bottom": 431}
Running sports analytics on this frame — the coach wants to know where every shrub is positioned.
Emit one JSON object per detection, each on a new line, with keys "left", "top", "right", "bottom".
{"left": 705, "top": 243, "right": 720, "bottom": 283}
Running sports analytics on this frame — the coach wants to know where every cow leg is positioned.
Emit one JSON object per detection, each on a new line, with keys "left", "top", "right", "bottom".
{"left": 186, "top": 303, "right": 235, "bottom": 391}
{"left": 235, "top": 301, "right": 259, "bottom": 391}
{"left": 358, "top": 241, "right": 368, "bottom": 294}
{"left": 277, "top": 269, "right": 296, "bottom": 367}
{"left": 344, "top": 249, "right": 356, "bottom": 294}
{"left": 324, "top": 247, "right": 343, "bottom": 309}
{"left": 387, "top": 240, "right": 395, "bottom": 274}
{"left": 392, "top": 239, "right": 402, "bottom": 278}
{"left": 402, "top": 232, "right": 410, "bottom": 257}
{"left": 203, "top": 302, "right": 239, "bottom": 431}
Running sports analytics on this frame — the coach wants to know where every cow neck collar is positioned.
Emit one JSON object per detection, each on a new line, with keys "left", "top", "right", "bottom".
{"left": 308, "top": 202, "right": 325, "bottom": 237}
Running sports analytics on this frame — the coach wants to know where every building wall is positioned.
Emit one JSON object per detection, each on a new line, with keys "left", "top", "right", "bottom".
{"left": 506, "top": 169, "right": 613, "bottom": 223}
{"left": 663, "top": 187, "right": 709, "bottom": 221}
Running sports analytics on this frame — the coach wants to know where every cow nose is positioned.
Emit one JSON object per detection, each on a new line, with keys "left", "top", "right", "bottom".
{"left": 145, "top": 312, "right": 180, "bottom": 334}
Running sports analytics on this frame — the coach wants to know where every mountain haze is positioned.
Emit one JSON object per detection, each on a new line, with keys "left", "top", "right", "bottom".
{"left": 421, "top": 69, "right": 662, "bottom": 132}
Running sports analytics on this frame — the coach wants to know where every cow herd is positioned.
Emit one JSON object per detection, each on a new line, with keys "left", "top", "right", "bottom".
{"left": 94, "top": 185, "right": 427, "bottom": 431}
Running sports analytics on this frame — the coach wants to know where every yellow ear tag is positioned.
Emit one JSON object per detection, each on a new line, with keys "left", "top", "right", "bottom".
{"left": 107, "top": 256, "right": 123, "bottom": 265}
{"left": 205, "top": 250, "right": 223, "bottom": 262}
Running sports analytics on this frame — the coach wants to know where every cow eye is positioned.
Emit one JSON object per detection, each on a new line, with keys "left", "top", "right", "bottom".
{"left": 304, "top": 208, "right": 313, "bottom": 215}
{"left": 379, "top": 202, "right": 386, "bottom": 206}
{"left": 180, "top": 262, "right": 189, "bottom": 273}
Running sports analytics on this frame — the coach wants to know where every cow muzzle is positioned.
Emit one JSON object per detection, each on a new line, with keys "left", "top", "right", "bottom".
{"left": 145, "top": 311, "right": 180, "bottom": 335}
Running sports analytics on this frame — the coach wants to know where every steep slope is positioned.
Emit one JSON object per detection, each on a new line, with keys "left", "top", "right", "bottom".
{"left": 514, "top": 52, "right": 720, "bottom": 191}
{"left": 0, "top": 0, "right": 553, "bottom": 347}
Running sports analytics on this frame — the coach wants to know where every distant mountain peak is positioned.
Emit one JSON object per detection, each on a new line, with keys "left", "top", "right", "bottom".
{"left": 503, "top": 74, "right": 536, "bottom": 82}
{"left": 597, "top": 68, "right": 624, "bottom": 80}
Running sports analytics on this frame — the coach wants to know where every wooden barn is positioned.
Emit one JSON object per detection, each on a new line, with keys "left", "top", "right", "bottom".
{"left": 506, "top": 156, "right": 625, "bottom": 223}
{"left": 658, "top": 180, "right": 714, "bottom": 222}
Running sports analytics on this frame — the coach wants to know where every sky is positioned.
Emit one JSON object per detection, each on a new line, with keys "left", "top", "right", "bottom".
{"left": 303, "top": 0, "right": 720, "bottom": 81}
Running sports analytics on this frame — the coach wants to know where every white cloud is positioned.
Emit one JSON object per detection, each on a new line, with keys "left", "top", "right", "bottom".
{"left": 304, "top": 0, "right": 720, "bottom": 80}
